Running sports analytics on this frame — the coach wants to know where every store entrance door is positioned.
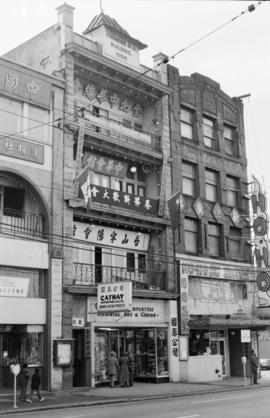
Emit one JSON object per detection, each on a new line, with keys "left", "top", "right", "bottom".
{"left": 210, "top": 339, "right": 226, "bottom": 375}
{"left": 73, "top": 330, "right": 85, "bottom": 387}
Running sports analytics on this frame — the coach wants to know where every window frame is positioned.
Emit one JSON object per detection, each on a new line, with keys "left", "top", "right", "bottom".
{"left": 180, "top": 107, "right": 194, "bottom": 141}
{"left": 182, "top": 161, "right": 196, "bottom": 197}
{"left": 224, "top": 124, "right": 237, "bottom": 156}
{"left": 184, "top": 218, "right": 198, "bottom": 254}
{"left": 203, "top": 116, "right": 216, "bottom": 150}
{"left": 205, "top": 168, "right": 218, "bottom": 202}
{"left": 228, "top": 227, "right": 241, "bottom": 259}
{"left": 208, "top": 223, "right": 221, "bottom": 256}
{"left": 226, "top": 175, "right": 239, "bottom": 207}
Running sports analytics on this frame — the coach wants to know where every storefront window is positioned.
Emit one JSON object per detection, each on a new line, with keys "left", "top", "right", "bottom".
{"left": 94, "top": 327, "right": 168, "bottom": 384}
{"left": 1, "top": 329, "right": 43, "bottom": 365}
{"left": 0, "top": 267, "right": 44, "bottom": 298}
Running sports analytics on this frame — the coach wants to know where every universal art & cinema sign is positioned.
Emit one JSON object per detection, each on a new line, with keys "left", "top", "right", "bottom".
{"left": 97, "top": 281, "right": 132, "bottom": 312}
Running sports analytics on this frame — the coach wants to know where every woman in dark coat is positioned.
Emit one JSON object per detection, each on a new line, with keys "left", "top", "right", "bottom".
{"left": 107, "top": 351, "right": 119, "bottom": 387}
{"left": 119, "top": 352, "right": 130, "bottom": 387}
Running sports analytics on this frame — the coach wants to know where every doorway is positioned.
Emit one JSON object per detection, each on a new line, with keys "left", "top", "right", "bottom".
{"left": 72, "top": 330, "right": 85, "bottom": 387}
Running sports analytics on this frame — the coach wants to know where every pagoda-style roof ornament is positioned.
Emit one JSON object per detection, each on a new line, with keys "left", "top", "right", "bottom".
{"left": 83, "top": 12, "right": 147, "bottom": 50}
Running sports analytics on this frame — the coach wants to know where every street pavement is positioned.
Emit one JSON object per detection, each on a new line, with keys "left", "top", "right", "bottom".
{"left": 1, "top": 372, "right": 270, "bottom": 415}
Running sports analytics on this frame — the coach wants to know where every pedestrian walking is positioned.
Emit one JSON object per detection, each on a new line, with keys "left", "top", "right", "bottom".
{"left": 119, "top": 352, "right": 130, "bottom": 387}
{"left": 30, "top": 367, "right": 45, "bottom": 402}
{"left": 128, "top": 351, "right": 135, "bottom": 386}
{"left": 107, "top": 351, "right": 119, "bottom": 387}
{"left": 18, "top": 363, "right": 32, "bottom": 403}
{"left": 250, "top": 349, "right": 259, "bottom": 384}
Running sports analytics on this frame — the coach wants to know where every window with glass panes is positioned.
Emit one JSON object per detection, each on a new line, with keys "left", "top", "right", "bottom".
{"left": 224, "top": 125, "right": 236, "bottom": 156}
{"left": 203, "top": 116, "right": 215, "bottom": 149}
{"left": 205, "top": 169, "right": 218, "bottom": 202}
{"left": 182, "top": 162, "right": 196, "bottom": 196}
{"left": 180, "top": 108, "right": 194, "bottom": 140}
{"left": 184, "top": 218, "right": 198, "bottom": 253}
{"left": 228, "top": 227, "right": 241, "bottom": 258}
{"left": 226, "top": 175, "right": 239, "bottom": 207}
{"left": 208, "top": 223, "right": 220, "bottom": 256}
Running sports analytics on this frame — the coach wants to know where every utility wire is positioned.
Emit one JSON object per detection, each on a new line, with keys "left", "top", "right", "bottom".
{"left": 134, "top": 1, "right": 263, "bottom": 81}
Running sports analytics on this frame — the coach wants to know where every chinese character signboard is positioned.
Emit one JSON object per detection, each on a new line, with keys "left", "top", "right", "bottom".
{"left": 0, "top": 276, "right": 29, "bottom": 297}
{"left": 97, "top": 281, "right": 132, "bottom": 312}
{"left": 170, "top": 316, "right": 179, "bottom": 359}
{"left": 82, "top": 152, "right": 128, "bottom": 178}
{"left": 0, "top": 137, "right": 44, "bottom": 164}
{"left": 0, "top": 63, "right": 52, "bottom": 107}
{"left": 79, "top": 183, "right": 159, "bottom": 217}
{"left": 73, "top": 222, "right": 150, "bottom": 251}
{"left": 241, "top": 329, "right": 251, "bottom": 343}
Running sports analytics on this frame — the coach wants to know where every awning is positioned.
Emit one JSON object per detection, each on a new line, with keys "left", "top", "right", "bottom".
{"left": 189, "top": 316, "right": 270, "bottom": 330}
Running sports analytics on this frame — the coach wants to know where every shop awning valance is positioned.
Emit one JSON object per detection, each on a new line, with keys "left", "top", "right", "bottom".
{"left": 189, "top": 316, "right": 270, "bottom": 330}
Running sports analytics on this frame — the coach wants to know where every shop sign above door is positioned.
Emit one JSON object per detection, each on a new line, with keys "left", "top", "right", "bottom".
{"left": 241, "top": 329, "right": 251, "bottom": 343}
{"left": 97, "top": 281, "right": 132, "bottom": 313}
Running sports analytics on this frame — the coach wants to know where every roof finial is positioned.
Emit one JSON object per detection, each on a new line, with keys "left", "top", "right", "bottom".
{"left": 100, "top": 0, "right": 104, "bottom": 14}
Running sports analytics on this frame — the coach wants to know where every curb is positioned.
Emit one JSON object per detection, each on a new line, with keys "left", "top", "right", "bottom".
{"left": 0, "top": 384, "right": 266, "bottom": 415}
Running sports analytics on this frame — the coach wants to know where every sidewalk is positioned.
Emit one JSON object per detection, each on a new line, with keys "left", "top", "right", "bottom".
{"left": 1, "top": 374, "right": 270, "bottom": 415}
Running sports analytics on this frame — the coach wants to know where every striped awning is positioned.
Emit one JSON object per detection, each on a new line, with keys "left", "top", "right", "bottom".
{"left": 189, "top": 316, "right": 270, "bottom": 330}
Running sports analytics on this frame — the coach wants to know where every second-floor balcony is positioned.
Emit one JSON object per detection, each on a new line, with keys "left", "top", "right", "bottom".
{"left": 0, "top": 209, "right": 45, "bottom": 239}
{"left": 73, "top": 262, "right": 166, "bottom": 291}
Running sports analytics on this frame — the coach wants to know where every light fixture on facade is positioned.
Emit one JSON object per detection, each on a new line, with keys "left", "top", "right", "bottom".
{"left": 130, "top": 166, "right": 137, "bottom": 173}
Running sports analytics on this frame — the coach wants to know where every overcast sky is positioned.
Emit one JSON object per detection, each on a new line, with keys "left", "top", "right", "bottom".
{"left": 0, "top": 0, "right": 269, "bottom": 194}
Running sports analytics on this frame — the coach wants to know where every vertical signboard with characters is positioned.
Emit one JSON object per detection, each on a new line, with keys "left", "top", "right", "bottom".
{"left": 251, "top": 176, "right": 270, "bottom": 307}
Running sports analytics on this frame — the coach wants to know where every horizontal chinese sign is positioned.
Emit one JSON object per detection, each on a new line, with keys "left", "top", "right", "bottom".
{"left": 73, "top": 221, "right": 150, "bottom": 251}
{"left": 0, "top": 62, "right": 52, "bottom": 107}
{"left": 0, "top": 137, "right": 44, "bottom": 164}
{"left": 97, "top": 281, "right": 132, "bottom": 312}
{"left": 81, "top": 152, "right": 128, "bottom": 178}
{"left": 80, "top": 183, "right": 159, "bottom": 217}
{"left": 0, "top": 276, "right": 29, "bottom": 298}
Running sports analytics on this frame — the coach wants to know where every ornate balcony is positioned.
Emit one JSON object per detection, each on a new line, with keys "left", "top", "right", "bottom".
{"left": 0, "top": 209, "right": 45, "bottom": 238}
{"left": 73, "top": 262, "right": 166, "bottom": 291}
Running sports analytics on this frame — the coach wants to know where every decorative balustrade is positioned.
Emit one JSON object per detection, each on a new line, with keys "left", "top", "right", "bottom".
{"left": 73, "top": 262, "right": 166, "bottom": 291}
{"left": 0, "top": 209, "right": 45, "bottom": 238}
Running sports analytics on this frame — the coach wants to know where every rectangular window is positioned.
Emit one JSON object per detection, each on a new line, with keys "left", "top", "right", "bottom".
{"left": 27, "top": 105, "right": 49, "bottom": 142}
{"left": 138, "top": 254, "right": 146, "bottom": 273}
{"left": 127, "top": 183, "right": 135, "bottom": 195}
{"left": 208, "top": 223, "right": 220, "bottom": 256}
{"left": 224, "top": 125, "right": 236, "bottom": 156}
{"left": 0, "top": 97, "right": 23, "bottom": 134}
{"left": 229, "top": 227, "right": 241, "bottom": 258}
{"left": 203, "top": 116, "right": 216, "bottom": 149}
{"left": 205, "top": 169, "right": 218, "bottom": 202}
{"left": 184, "top": 218, "right": 198, "bottom": 253}
{"left": 127, "top": 252, "right": 135, "bottom": 272}
{"left": 230, "top": 282, "right": 247, "bottom": 299}
{"left": 180, "top": 108, "right": 194, "bottom": 140}
{"left": 227, "top": 175, "right": 238, "bottom": 207}
{"left": 182, "top": 162, "right": 196, "bottom": 196}
{"left": 138, "top": 186, "right": 145, "bottom": 197}
{"left": 114, "top": 179, "right": 123, "bottom": 192}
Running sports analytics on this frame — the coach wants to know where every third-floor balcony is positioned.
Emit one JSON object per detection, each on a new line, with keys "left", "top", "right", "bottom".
{"left": 75, "top": 111, "right": 161, "bottom": 153}
{"left": 0, "top": 209, "right": 45, "bottom": 239}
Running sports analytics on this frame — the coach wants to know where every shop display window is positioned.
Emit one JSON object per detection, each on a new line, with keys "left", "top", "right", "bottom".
{"left": 94, "top": 327, "right": 168, "bottom": 384}
{"left": 1, "top": 330, "right": 43, "bottom": 366}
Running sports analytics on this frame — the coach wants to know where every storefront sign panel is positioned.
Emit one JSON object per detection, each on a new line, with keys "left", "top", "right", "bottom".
{"left": 0, "top": 64, "right": 52, "bottom": 107}
{"left": 88, "top": 298, "right": 166, "bottom": 324}
{"left": 97, "top": 281, "right": 132, "bottom": 312}
{"left": 241, "top": 329, "right": 251, "bottom": 343}
{"left": 0, "top": 276, "right": 29, "bottom": 297}
{"left": 181, "top": 262, "right": 256, "bottom": 282}
{"left": 81, "top": 152, "right": 128, "bottom": 178}
{"left": 0, "top": 137, "right": 44, "bottom": 164}
{"left": 73, "top": 222, "right": 150, "bottom": 251}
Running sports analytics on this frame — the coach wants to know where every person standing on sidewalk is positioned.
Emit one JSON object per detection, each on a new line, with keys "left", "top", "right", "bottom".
{"left": 18, "top": 363, "right": 32, "bottom": 403}
{"left": 250, "top": 349, "right": 259, "bottom": 384}
{"left": 107, "top": 351, "right": 119, "bottom": 387}
{"left": 30, "top": 367, "right": 45, "bottom": 402}
{"left": 119, "top": 352, "right": 130, "bottom": 387}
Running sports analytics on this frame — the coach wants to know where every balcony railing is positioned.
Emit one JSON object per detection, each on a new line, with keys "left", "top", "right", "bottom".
{"left": 73, "top": 262, "right": 166, "bottom": 291}
{"left": 0, "top": 209, "right": 45, "bottom": 238}
{"left": 74, "top": 108, "right": 161, "bottom": 153}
